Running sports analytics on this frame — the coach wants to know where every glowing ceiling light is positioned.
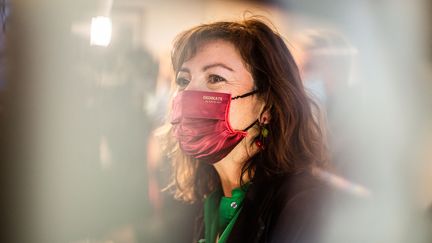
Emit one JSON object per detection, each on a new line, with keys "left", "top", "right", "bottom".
{"left": 90, "top": 16, "right": 112, "bottom": 47}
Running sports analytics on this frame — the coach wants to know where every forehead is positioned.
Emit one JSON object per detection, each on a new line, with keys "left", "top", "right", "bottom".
{"left": 180, "top": 39, "right": 246, "bottom": 69}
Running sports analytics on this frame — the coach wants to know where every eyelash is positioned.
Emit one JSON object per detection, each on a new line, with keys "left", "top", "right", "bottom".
{"left": 176, "top": 74, "right": 227, "bottom": 88}
{"left": 175, "top": 77, "right": 190, "bottom": 88}
{"left": 208, "top": 74, "right": 226, "bottom": 84}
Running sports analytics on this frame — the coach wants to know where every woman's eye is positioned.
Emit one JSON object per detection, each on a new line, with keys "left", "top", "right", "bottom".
{"left": 208, "top": 74, "right": 226, "bottom": 84}
{"left": 176, "top": 77, "right": 190, "bottom": 88}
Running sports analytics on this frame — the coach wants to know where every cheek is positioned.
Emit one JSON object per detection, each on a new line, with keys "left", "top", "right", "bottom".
{"left": 228, "top": 99, "right": 260, "bottom": 130}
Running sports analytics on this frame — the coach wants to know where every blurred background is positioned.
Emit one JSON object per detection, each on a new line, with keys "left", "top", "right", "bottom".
{"left": 1, "top": 0, "right": 432, "bottom": 242}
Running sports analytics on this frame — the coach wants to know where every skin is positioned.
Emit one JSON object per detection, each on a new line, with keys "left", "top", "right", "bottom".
{"left": 176, "top": 39, "right": 269, "bottom": 197}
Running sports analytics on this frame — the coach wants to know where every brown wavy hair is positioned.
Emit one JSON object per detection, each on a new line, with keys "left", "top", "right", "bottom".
{"left": 162, "top": 17, "right": 328, "bottom": 203}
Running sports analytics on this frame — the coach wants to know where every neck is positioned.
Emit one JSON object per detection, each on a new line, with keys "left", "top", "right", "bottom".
{"left": 212, "top": 130, "right": 260, "bottom": 197}
{"left": 213, "top": 158, "right": 243, "bottom": 197}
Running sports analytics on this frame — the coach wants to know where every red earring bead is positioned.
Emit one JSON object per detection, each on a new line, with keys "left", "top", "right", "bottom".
{"left": 255, "top": 139, "right": 264, "bottom": 149}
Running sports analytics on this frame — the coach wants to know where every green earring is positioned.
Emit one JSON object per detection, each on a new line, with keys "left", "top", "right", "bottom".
{"left": 255, "top": 117, "right": 269, "bottom": 150}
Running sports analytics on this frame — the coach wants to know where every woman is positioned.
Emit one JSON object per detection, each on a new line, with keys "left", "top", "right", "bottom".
{"left": 164, "top": 18, "right": 329, "bottom": 243}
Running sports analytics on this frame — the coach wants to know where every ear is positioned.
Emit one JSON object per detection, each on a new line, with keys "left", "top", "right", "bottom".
{"left": 259, "top": 105, "right": 271, "bottom": 124}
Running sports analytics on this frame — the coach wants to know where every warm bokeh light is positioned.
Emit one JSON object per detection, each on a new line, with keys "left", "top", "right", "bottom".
{"left": 90, "top": 16, "right": 112, "bottom": 47}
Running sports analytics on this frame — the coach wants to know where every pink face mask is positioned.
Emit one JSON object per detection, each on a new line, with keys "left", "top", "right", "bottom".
{"left": 171, "top": 90, "right": 258, "bottom": 164}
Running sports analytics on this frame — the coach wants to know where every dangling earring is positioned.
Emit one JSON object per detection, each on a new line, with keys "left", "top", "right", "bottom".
{"left": 255, "top": 117, "right": 269, "bottom": 150}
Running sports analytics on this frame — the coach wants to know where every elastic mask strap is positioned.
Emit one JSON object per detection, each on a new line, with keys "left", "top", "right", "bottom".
{"left": 232, "top": 90, "right": 259, "bottom": 132}
{"left": 231, "top": 90, "right": 259, "bottom": 100}
{"left": 242, "top": 119, "right": 258, "bottom": 132}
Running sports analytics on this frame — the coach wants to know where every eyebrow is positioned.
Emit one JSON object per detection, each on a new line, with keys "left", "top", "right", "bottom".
{"left": 203, "top": 63, "right": 234, "bottom": 72}
{"left": 178, "top": 63, "right": 234, "bottom": 73}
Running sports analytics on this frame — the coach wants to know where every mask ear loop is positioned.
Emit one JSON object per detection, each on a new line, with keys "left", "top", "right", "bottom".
{"left": 242, "top": 120, "right": 258, "bottom": 132}
{"left": 231, "top": 90, "right": 259, "bottom": 100}
{"left": 231, "top": 89, "right": 260, "bottom": 132}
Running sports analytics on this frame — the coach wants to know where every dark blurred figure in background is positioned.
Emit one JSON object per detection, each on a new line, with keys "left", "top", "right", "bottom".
{"left": 0, "top": 0, "right": 11, "bottom": 242}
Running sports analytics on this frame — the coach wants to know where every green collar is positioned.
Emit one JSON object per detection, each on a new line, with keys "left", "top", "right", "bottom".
{"left": 203, "top": 184, "right": 249, "bottom": 243}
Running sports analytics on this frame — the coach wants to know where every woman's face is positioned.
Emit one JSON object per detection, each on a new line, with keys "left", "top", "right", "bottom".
{"left": 176, "top": 39, "right": 263, "bottom": 131}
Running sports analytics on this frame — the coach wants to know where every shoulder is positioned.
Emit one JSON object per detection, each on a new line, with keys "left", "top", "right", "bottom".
{"left": 226, "top": 170, "right": 330, "bottom": 243}
{"left": 276, "top": 170, "right": 325, "bottom": 196}
{"left": 253, "top": 170, "right": 325, "bottom": 209}
{"left": 265, "top": 171, "right": 329, "bottom": 243}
